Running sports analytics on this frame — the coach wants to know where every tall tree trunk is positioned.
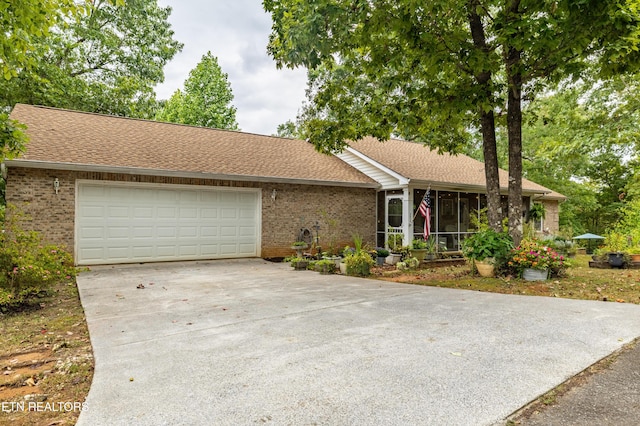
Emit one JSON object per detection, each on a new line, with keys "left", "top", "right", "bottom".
{"left": 506, "top": 49, "right": 523, "bottom": 245}
{"left": 480, "top": 109, "right": 502, "bottom": 232}
{"left": 468, "top": 4, "right": 502, "bottom": 232}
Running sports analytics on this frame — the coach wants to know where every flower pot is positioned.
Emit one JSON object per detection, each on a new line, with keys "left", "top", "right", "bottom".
{"left": 608, "top": 252, "right": 625, "bottom": 268}
{"left": 475, "top": 261, "right": 494, "bottom": 277}
{"left": 293, "top": 260, "right": 309, "bottom": 271}
{"left": 630, "top": 254, "right": 640, "bottom": 263}
{"left": 339, "top": 262, "right": 347, "bottom": 274}
{"left": 523, "top": 268, "right": 548, "bottom": 281}
{"left": 323, "top": 255, "right": 342, "bottom": 268}
{"left": 409, "top": 249, "right": 427, "bottom": 262}
{"left": 291, "top": 243, "right": 308, "bottom": 257}
{"left": 376, "top": 256, "right": 387, "bottom": 266}
{"left": 386, "top": 253, "right": 402, "bottom": 265}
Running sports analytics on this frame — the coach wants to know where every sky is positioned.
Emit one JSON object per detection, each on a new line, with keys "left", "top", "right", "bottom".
{"left": 154, "top": 0, "right": 308, "bottom": 136}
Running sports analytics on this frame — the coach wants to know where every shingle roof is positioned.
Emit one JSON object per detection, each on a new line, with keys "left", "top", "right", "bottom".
{"left": 348, "top": 137, "right": 561, "bottom": 196}
{"left": 8, "top": 104, "right": 376, "bottom": 187}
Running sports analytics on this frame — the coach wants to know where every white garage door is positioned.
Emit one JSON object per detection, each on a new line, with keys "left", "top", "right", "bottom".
{"left": 76, "top": 181, "right": 260, "bottom": 265}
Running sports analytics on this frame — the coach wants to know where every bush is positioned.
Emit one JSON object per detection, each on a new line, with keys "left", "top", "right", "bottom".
{"left": 0, "top": 210, "right": 75, "bottom": 311}
{"left": 461, "top": 229, "right": 513, "bottom": 266}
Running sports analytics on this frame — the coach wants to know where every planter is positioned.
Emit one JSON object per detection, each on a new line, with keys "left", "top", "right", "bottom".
{"left": 291, "top": 243, "right": 308, "bottom": 257}
{"left": 630, "top": 254, "right": 640, "bottom": 262}
{"left": 523, "top": 268, "right": 548, "bottom": 281}
{"left": 376, "top": 256, "right": 387, "bottom": 266}
{"left": 424, "top": 253, "right": 437, "bottom": 261}
{"left": 292, "top": 260, "right": 309, "bottom": 271}
{"left": 608, "top": 252, "right": 625, "bottom": 268}
{"left": 475, "top": 261, "right": 494, "bottom": 277}
{"left": 323, "top": 255, "right": 342, "bottom": 268}
{"left": 409, "top": 248, "right": 427, "bottom": 262}
{"left": 386, "top": 253, "right": 402, "bottom": 265}
{"left": 339, "top": 262, "right": 347, "bottom": 274}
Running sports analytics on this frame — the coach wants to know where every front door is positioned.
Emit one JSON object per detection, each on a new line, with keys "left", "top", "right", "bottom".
{"left": 386, "top": 195, "right": 404, "bottom": 250}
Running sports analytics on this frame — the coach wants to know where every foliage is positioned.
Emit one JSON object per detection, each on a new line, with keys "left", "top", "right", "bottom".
{"left": 518, "top": 77, "right": 640, "bottom": 235}
{"left": 1, "top": 112, "right": 28, "bottom": 159}
{"left": 411, "top": 238, "right": 427, "bottom": 250}
{"left": 314, "top": 259, "right": 336, "bottom": 274}
{"left": 601, "top": 232, "right": 629, "bottom": 253}
{"left": 156, "top": 51, "right": 239, "bottom": 130}
{"left": 1, "top": 0, "right": 182, "bottom": 119}
{"left": 375, "top": 247, "right": 390, "bottom": 258}
{"left": 343, "top": 251, "right": 374, "bottom": 276}
{"left": 0, "top": 210, "right": 75, "bottom": 311}
{"left": 461, "top": 230, "right": 513, "bottom": 264}
{"left": 527, "top": 204, "right": 546, "bottom": 223}
{"left": 397, "top": 257, "right": 419, "bottom": 271}
{"left": 288, "top": 256, "right": 309, "bottom": 269}
{"left": 508, "top": 240, "right": 566, "bottom": 274}
{"left": 387, "top": 232, "right": 403, "bottom": 253}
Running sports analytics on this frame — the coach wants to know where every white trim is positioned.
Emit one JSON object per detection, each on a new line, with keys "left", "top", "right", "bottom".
{"left": 74, "top": 180, "right": 262, "bottom": 265}
{"left": 342, "top": 147, "right": 410, "bottom": 185}
{"left": 6, "top": 159, "right": 379, "bottom": 189}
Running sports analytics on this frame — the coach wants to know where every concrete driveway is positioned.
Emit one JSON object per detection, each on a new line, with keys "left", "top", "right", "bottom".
{"left": 75, "top": 259, "right": 640, "bottom": 426}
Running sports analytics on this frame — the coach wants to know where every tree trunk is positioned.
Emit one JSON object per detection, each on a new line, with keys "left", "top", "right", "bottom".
{"left": 468, "top": 4, "right": 502, "bottom": 232}
{"left": 480, "top": 109, "right": 502, "bottom": 232}
{"left": 506, "top": 47, "right": 523, "bottom": 246}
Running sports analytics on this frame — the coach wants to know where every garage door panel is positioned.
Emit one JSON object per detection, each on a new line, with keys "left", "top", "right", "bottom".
{"left": 77, "top": 183, "right": 260, "bottom": 265}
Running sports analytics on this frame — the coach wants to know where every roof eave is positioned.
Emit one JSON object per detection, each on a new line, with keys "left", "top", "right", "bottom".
{"left": 4, "top": 159, "right": 380, "bottom": 189}
{"left": 408, "top": 179, "right": 550, "bottom": 196}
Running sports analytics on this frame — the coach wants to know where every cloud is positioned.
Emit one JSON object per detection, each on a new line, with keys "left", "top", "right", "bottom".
{"left": 155, "top": 0, "right": 308, "bottom": 135}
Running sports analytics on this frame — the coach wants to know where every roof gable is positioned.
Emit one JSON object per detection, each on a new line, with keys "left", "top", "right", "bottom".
{"left": 8, "top": 104, "right": 376, "bottom": 187}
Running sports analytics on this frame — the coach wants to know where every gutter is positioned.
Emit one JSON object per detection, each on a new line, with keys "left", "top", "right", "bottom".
{"left": 4, "top": 159, "right": 380, "bottom": 189}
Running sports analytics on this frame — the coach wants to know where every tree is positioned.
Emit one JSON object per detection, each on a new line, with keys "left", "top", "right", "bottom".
{"left": 521, "top": 76, "right": 640, "bottom": 235}
{"left": 0, "top": 0, "right": 182, "bottom": 119}
{"left": 264, "top": 0, "right": 640, "bottom": 244}
{"left": 156, "top": 52, "right": 239, "bottom": 130}
{"left": 1, "top": 0, "right": 87, "bottom": 159}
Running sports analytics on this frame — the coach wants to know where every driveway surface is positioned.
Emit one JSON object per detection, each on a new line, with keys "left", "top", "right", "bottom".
{"left": 75, "top": 259, "right": 640, "bottom": 426}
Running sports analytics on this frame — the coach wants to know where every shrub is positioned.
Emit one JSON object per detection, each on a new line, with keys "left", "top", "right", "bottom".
{"left": 461, "top": 229, "right": 513, "bottom": 266}
{"left": 0, "top": 209, "right": 75, "bottom": 309}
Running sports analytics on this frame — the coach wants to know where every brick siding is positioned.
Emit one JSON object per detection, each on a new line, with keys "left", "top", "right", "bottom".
{"left": 5, "top": 167, "right": 377, "bottom": 261}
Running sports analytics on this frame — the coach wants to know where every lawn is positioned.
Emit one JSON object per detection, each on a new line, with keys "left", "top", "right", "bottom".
{"left": 373, "top": 255, "right": 640, "bottom": 304}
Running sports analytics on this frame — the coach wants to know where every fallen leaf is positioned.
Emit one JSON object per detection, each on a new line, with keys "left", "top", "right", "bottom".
{"left": 450, "top": 352, "right": 462, "bottom": 357}
{"left": 136, "top": 284, "right": 145, "bottom": 289}
{"left": 129, "top": 377, "right": 134, "bottom": 382}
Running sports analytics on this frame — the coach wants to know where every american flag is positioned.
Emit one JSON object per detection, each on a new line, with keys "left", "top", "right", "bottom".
{"left": 418, "top": 189, "right": 431, "bottom": 239}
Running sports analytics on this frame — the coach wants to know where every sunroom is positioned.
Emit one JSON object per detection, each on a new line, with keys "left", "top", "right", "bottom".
{"left": 336, "top": 137, "right": 564, "bottom": 251}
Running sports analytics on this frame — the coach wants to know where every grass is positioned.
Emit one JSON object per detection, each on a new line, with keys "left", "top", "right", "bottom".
{"left": 0, "top": 279, "right": 93, "bottom": 426}
{"left": 373, "top": 255, "right": 640, "bottom": 304}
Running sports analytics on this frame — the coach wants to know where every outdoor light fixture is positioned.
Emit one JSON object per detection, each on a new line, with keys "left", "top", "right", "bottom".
{"left": 271, "top": 189, "right": 277, "bottom": 201}
{"left": 53, "top": 178, "right": 60, "bottom": 195}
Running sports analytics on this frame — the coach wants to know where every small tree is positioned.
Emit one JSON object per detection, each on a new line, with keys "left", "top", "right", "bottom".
{"left": 156, "top": 52, "right": 239, "bottom": 130}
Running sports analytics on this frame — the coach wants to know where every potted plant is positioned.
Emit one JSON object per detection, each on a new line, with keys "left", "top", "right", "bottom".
{"left": 424, "top": 236, "right": 437, "bottom": 260}
{"left": 375, "top": 247, "right": 389, "bottom": 266}
{"left": 343, "top": 234, "right": 375, "bottom": 276}
{"left": 508, "top": 239, "right": 565, "bottom": 280}
{"left": 386, "top": 232, "right": 404, "bottom": 265}
{"left": 291, "top": 240, "right": 308, "bottom": 257}
{"left": 314, "top": 258, "right": 336, "bottom": 274}
{"left": 289, "top": 256, "right": 309, "bottom": 271}
{"left": 602, "top": 232, "right": 628, "bottom": 268}
{"left": 461, "top": 229, "right": 514, "bottom": 277}
{"left": 409, "top": 238, "right": 428, "bottom": 262}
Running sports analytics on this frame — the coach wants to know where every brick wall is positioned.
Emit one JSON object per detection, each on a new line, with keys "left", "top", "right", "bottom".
{"left": 5, "top": 167, "right": 377, "bottom": 261}
{"left": 542, "top": 200, "right": 560, "bottom": 233}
